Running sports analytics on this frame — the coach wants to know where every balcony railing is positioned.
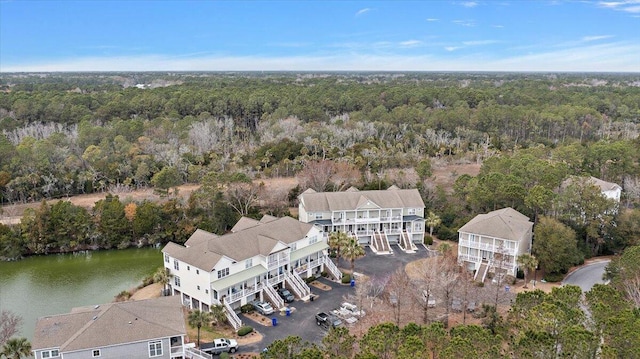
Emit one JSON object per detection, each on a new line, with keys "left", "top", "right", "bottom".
{"left": 457, "top": 253, "right": 480, "bottom": 263}
{"left": 267, "top": 253, "right": 290, "bottom": 270}
{"left": 458, "top": 240, "right": 516, "bottom": 255}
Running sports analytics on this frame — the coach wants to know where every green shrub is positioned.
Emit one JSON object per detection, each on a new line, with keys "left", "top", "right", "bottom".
{"left": 423, "top": 235, "right": 434, "bottom": 245}
{"left": 237, "top": 326, "right": 254, "bottom": 336}
{"left": 543, "top": 272, "right": 565, "bottom": 282}
{"left": 240, "top": 304, "right": 254, "bottom": 313}
{"left": 219, "top": 353, "right": 229, "bottom": 359}
{"left": 341, "top": 274, "right": 352, "bottom": 284}
{"left": 321, "top": 271, "right": 328, "bottom": 278}
{"left": 304, "top": 276, "right": 316, "bottom": 284}
{"left": 475, "top": 281, "right": 484, "bottom": 287}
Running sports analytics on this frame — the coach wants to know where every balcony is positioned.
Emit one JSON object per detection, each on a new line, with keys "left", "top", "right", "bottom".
{"left": 267, "top": 253, "right": 290, "bottom": 270}
{"left": 458, "top": 240, "right": 516, "bottom": 255}
{"left": 457, "top": 253, "right": 480, "bottom": 263}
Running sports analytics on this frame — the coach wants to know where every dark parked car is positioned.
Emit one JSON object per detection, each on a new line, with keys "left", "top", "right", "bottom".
{"left": 277, "top": 287, "right": 295, "bottom": 303}
{"left": 315, "top": 312, "right": 343, "bottom": 330}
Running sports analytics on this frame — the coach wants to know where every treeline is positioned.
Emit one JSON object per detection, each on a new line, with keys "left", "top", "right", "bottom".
{"left": 260, "top": 278, "right": 640, "bottom": 358}
{"left": 0, "top": 73, "right": 639, "bottom": 204}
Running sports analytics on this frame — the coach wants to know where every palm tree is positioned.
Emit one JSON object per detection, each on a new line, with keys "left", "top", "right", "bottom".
{"left": 517, "top": 253, "right": 539, "bottom": 289}
{"left": 153, "top": 267, "right": 173, "bottom": 296}
{"left": 341, "top": 237, "right": 365, "bottom": 279}
{"left": 187, "top": 309, "right": 212, "bottom": 348}
{"left": 1, "top": 337, "right": 31, "bottom": 359}
{"left": 209, "top": 304, "right": 227, "bottom": 326}
{"left": 328, "top": 231, "right": 349, "bottom": 265}
{"left": 425, "top": 211, "right": 441, "bottom": 237}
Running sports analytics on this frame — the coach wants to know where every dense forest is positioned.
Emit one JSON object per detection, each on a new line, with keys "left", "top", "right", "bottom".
{"left": 0, "top": 73, "right": 639, "bottom": 279}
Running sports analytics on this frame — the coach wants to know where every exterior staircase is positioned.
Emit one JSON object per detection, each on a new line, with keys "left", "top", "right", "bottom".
{"left": 263, "top": 284, "right": 285, "bottom": 310}
{"left": 322, "top": 255, "right": 343, "bottom": 281}
{"left": 372, "top": 231, "right": 391, "bottom": 254}
{"left": 222, "top": 299, "right": 242, "bottom": 331}
{"left": 285, "top": 271, "right": 311, "bottom": 300}
{"left": 398, "top": 230, "right": 417, "bottom": 253}
{"left": 474, "top": 261, "right": 490, "bottom": 283}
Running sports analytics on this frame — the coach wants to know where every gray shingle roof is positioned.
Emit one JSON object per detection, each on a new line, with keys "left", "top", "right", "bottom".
{"left": 299, "top": 188, "right": 425, "bottom": 212}
{"left": 163, "top": 216, "right": 314, "bottom": 270}
{"left": 33, "top": 296, "right": 185, "bottom": 352}
{"left": 185, "top": 228, "right": 218, "bottom": 247}
{"left": 458, "top": 207, "right": 533, "bottom": 241}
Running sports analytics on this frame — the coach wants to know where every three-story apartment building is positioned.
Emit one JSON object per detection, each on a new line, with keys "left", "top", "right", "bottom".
{"left": 162, "top": 216, "right": 341, "bottom": 330}
{"left": 298, "top": 187, "right": 426, "bottom": 254}
{"left": 457, "top": 207, "right": 534, "bottom": 282}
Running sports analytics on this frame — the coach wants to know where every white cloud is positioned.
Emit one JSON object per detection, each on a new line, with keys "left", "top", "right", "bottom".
{"left": 492, "top": 24, "right": 504, "bottom": 28}
{"left": 356, "top": 8, "right": 371, "bottom": 16}
{"left": 582, "top": 35, "right": 614, "bottom": 41}
{"left": 2, "top": 42, "right": 639, "bottom": 73}
{"left": 460, "top": 1, "right": 479, "bottom": 7}
{"left": 426, "top": 18, "right": 439, "bottom": 22}
{"left": 452, "top": 19, "right": 476, "bottom": 27}
{"left": 400, "top": 40, "right": 422, "bottom": 47}
{"left": 598, "top": 0, "right": 640, "bottom": 13}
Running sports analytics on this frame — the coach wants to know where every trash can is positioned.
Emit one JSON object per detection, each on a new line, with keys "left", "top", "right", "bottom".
{"left": 350, "top": 278, "right": 355, "bottom": 287}
{"left": 285, "top": 307, "right": 291, "bottom": 316}
{"left": 310, "top": 295, "right": 314, "bottom": 302}
{"left": 505, "top": 285, "right": 510, "bottom": 292}
{"left": 271, "top": 317, "right": 277, "bottom": 326}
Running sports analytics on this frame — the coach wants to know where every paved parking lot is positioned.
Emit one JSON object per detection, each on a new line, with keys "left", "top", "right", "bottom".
{"left": 239, "top": 245, "right": 433, "bottom": 353}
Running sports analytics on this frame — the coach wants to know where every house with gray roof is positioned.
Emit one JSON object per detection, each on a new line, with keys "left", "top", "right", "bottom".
{"left": 32, "top": 296, "right": 189, "bottom": 359}
{"left": 457, "top": 207, "right": 533, "bottom": 281}
{"left": 298, "top": 187, "right": 426, "bottom": 254}
{"left": 162, "top": 216, "right": 341, "bottom": 330}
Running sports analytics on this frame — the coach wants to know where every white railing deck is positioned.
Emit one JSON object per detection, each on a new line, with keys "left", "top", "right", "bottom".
{"left": 185, "top": 346, "right": 213, "bottom": 359}
{"left": 263, "top": 284, "right": 285, "bottom": 310}
{"left": 223, "top": 300, "right": 242, "bottom": 331}
{"left": 290, "top": 271, "right": 311, "bottom": 298}
{"left": 458, "top": 239, "right": 517, "bottom": 255}
{"left": 321, "top": 256, "right": 342, "bottom": 280}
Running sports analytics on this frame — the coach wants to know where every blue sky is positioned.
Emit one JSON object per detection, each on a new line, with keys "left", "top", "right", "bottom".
{"left": 1, "top": 1, "right": 639, "bottom": 72}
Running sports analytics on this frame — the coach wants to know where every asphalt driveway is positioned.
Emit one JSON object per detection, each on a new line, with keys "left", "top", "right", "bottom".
{"left": 238, "top": 244, "right": 433, "bottom": 353}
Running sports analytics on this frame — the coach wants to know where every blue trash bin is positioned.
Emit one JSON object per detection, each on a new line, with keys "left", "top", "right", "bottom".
{"left": 285, "top": 307, "right": 291, "bottom": 316}
{"left": 350, "top": 278, "right": 355, "bottom": 287}
{"left": 272, "top": 317, "right": 277, "bottom": 326}
{"left": 505, "top": 285, "right": 510, "bottom": 292}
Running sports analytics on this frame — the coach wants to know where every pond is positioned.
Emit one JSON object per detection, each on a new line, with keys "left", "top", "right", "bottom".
{"left": 0, "top": 247, "right": 163, "bottom": 339}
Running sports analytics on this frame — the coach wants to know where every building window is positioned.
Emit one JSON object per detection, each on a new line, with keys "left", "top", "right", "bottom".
{"left": 164, "top": 254, "right": 169, "bottom": 263}
{"left": 414, "top": 222, "right": 423, "bottom": 231}
{"left": 205, "top": 289, "right": 209, "bottom": 294}
{"left": 408, "top": 208, "right": 416, "bottom": 215}
{"left": 92, "top": 349, "right": 101, "bottom": 357}
{"left": 197, "top": 285, "right": 201, "bottom": 290}
{"left": 196, "top": 269, "right": 200, "bottom": 274}
{"left": 290, "top": 243, "right": 297, "bottom": 251}
{"left": 187, "top": 265, "right": 190, "bottom": 271}
{"left": 42, "top": 350, "right": 60, "bottom": 358}
{"left": 149, "top": 340, "right": 163, "bottom": 357}
{"left": 315, "top": 213, "right": 323, "bottom": 220}
{"left": 173, "top": 259, "right": 179, "bottom": 271}
{"left": 245, "top": 258, "right": 253, "bottom": 269}
{"left": 217, "top": 268, "right": 229, "bottom": 279}
{"left": 309, "top": 235, "right": 318, "bottom": 244}
{"left": 174, "top": 276, "right": 181, "bottom": 287}
{"left": 308, "top": 212, "right": 314, "bottom": 218}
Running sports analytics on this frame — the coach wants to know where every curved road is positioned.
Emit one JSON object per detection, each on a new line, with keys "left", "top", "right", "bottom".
{"left": 562, "top": 260, "right": 610, "bottom": 292}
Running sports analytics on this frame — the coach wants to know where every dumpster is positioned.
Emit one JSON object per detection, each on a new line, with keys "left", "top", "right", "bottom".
{"left": 272, "top": 317, "right": 277, "bottom": 326}
{"left": 285, "top": 307, "right": 291, "bottom": 316}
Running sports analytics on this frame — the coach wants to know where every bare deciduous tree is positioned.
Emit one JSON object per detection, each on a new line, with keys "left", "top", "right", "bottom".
{"left": 0, "top": 310, "right": 22, "bottom": 346}
{"left": 225, "top": 182, "right": 264, "bottom": 216}
{"left": 387, "top": 267, "right": 413, "bottom": 327}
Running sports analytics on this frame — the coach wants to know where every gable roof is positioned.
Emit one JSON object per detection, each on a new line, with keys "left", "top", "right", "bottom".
{"left": 458, "top": 207, "right": 533, "bottom": 242}
{"left": 562, "top": 176, "right": 621, "bottom": 192}
{"left": 231, "top": 217, "right": 260, "bottom": 232}
{"left": 185, "top": 228, "right": 218, "bottom": 247}
{"left": 163, "top": 216, "right": 314, "bottom": 270}
{"left": 299, "top": 188, "right": 425, "bottom": 212}
{"left": 33, "top": 296, "right": 185, "bottom": 352}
